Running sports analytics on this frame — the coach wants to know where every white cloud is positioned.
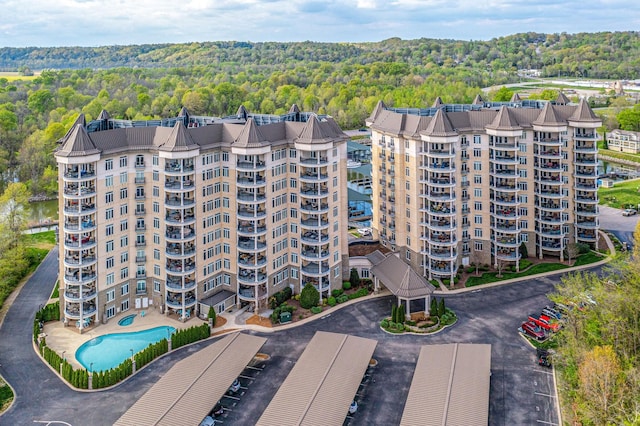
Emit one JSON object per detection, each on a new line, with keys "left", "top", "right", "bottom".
{"left": 0, "top": 0, "right": 636, "bottom": 46}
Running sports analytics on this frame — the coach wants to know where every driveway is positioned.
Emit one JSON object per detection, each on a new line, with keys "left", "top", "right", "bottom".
{"left": 0, "top": 247, "right": 581, "bottom": 425}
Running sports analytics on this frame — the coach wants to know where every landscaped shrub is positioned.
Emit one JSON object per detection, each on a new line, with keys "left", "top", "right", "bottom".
{"left": 270, "top": 302, "right": 296, "bottom": 323}
{"left": 396, "top": 323, "right": 404, "bottom": 332}
{"left": 380, "top": 319, "right": 389, "bottom": 328}
{"left": 520, "top": 242, "right": 528, "bottom": 258}
{"left": 310, "top": 306, "right": 323, "bottom": 314}
{"left": 430, "top": 298, "right": 439, "bottom": 317}
{"left": 207, "top": 306, "right": 216, "bottom": 325}
{"left": 270, "top": 286, "right": 294, "bottom": 308}
{"left": 342, "top": 281, "right": 351, "bottom": 291}
{"left": 349, "top": 268, "right": 361, "bottom": 288}
{"left": 300, "top": 283, "right": 320, "bottom": 309}
{"left": 577, "top": 243, "right": 591, "bottom": 254}
{"left": 440, "top": 308, "right": 457, "bottom": 326}
{"left": 327, "top": 296, "right": 337, "bottom": 307}
{"left": 439, "top": 298, "right": 446, "bottom": 318}
{"left": 134, "top": 340, "right": 168, "bottom": 370}
{"left": 331, "top": 288, "right": 344, "bottom": 298}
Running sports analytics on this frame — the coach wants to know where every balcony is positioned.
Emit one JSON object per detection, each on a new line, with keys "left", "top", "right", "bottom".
{"left": 237, "top": 191, "right": 267, "bottom": 202}
{"left": 493, "top": 223, "right": 518, "bottom": 232}
{"left": 491, "top": 207, "right": 517, "bottom": 218}
{"left": 166, "top": 279, "right": 196, "bottom": 291}
{"left": 300, "top": 156, "right": 328, "bottom": 165}
{"left": 165, "top": 197, "right": 195, "bottom": 207}
{"left": 165, "top": 179, "right": 195, "bottom": 190}
{"left": 538, "top": 227, "right": 563, "bottom": 237}
{"left": 236, "top": 160, "right": 266, "bottom": 171}
{"left": 541, "top": 241, "right": 563, "bottom": 251}
{"left": 494, "top": 237, "right": 519, "bottom": 247}
{"left": 166, "top": 261, "right": 196, "bottom": 274}
{"left": 64, "top": 236, "right": 96, "bottom": 249}
{"left": 136, "top": 255, "right": 146, "bottom": 263}
{"left": 164, "top": 163, "right": 195, "bottom": 174}
{"left": 300, "top": 172, "right": 329, "bottom": 183}
{"left": 64, "top": 255, "right": 97, "bottom": 267}
{"left": 539, "top": 214, "right": 563, "bottom": 224}
{"left": 575, "top": 167, "right": 597, "bottom": 178}
{"left": 238, "top": 224, "right": 267, "bottom": 235}
{"left": 427, "top": 192, "right": 455, "bottom": 201}
{"left": 300, "top": 218, "right": 329, "bottom": 229}
{"left": 238, "top": 239, "right": 267, "bottom": 252}
{"left": 135, "top": 177, "right": 146, "bottom": 184}
{"left": 64, "top": 272, "right": 96, "bottom": 285}
{"left": 63, "top": 287, "right": 96, "bottom": 303}
{"left": 425, "top": 162, "right": 455, "bottom": 172}
{"left": 238, "top": 271, "right": 267, "bottom": 286}
{"left": 301, "top": 249, "right": 330, "bottom": 261}
{"left": 165, "top": 296, "right": 197, "bottom": 309}
{"left": 534, "top": 137, "right": 561, "bottom": 146}
{"left": 574, "top": 143, "right": 597, "bottom": 153}
{"left": 166, "top": 227, "right": 195, "bottom": 240}
{"left": 237, "top": 176, "right": 266, "bottom": 187}
{"left": 536, "top": 149, "right": 561, "bottom": 159}
{"left": 495, "top": 249, "right": 521, "bottom": 260}
{"left": 135, "top": 208, "right": 146, "bottom": 216}
{"left": 428, "top": 249, "right": 457, "bottom": 260}
{"left": 238, "top": 208, "right": 267, "bottom": 219}
{"left": 63, "top": 169, "right": 96, "bottom": 180}
{"left": 63, "top": 186, "right": 96, "bottom": 198}
{"left": 238, "top": 255, "right": 267, "bottom": 267}
{"left": 301, "top": 231, "right": 329, "bottom": 244}
{"left": 63, "top": 202, "right": 96, "bottom": 215}
{"left": 301, "top": 186, "right": 329, "bottom": 197}
{"left": 300, "top": 202, "right": 329, "bottom": 214}
{"left": 492, "top": 196, "right": 518, "bottom": 206}
{"left": 490, "top": 155, "right": 517, "bottom": 165}
{"left": 576, "top": 220, "right": 598, "bottom": 229}
{"left": 135, "top": 241, "right": 147, "bottom": 247}
{"left": 575, "top": 155, "right": 597, "bottom": 165}
{"left": 301, "top": 262, "right": 330, "bottom": 276}
{"left": 165, "top": 214, "right": 195, "bottom": 225}
{"left": 64, "top": 302, "right": 97, "bottom": 319}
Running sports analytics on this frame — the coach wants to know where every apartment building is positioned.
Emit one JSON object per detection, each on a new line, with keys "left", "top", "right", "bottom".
{"left": 366, "top": 96, "right": 601, "bottom": 283}
{"left": 606, "top": 129, "right": 640, "bottom": 153}
{"left": 55, "top": 106, "right": 349, "bottom": 330}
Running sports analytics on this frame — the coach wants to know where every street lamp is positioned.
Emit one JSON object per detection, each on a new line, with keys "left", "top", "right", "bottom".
{"left": 130, "top": 349, "right": 134, "bottom": 360}
{"left": 62, "top": 350, "right": 66, "bottom": 362}
{"left": 89, "top": 362, "right": 93, "bottom": 373}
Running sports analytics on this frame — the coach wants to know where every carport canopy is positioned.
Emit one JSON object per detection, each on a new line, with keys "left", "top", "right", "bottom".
{"left": 370, "top": 252, "right": 436, "bottom": 318}
{"left": 257, "top": 331, "right": 377, "bottom": 426}
{"left": 114, "top": 332, "right": 267, "bottom": 426}
{"left": 400, "top": 343, "right": 492, "bottom": 426}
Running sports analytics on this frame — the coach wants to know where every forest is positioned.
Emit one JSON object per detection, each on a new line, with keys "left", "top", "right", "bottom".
{"left": 0, "top": 31, "right": 639, "bottom": 196}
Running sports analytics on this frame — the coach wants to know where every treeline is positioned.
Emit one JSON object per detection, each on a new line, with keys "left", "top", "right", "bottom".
{"left": 1, "top": 32, "right": 639, "bottom": 79}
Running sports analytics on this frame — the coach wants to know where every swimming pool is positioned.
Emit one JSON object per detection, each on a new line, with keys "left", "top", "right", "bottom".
{"left": 117, "top": 314, "right": 136, "bottom": 326}
{"left": 76, "top": 326, "right": 175, "bottom": 372}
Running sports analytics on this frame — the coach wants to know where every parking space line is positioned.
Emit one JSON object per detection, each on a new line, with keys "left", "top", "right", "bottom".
{"left": 221, "top": 395, "right": 240, "bottom": 401}
{"left": 246, "top": 365, "right": 264, "bottom": 371}
{"left": 536, "top": 420, "right": 558, "bottom": 425}
{"left": 534, "top": 392, "right": 556, "bottom": 398}
{"left": 238, "top": 374, "right": 256, "bottom": 380}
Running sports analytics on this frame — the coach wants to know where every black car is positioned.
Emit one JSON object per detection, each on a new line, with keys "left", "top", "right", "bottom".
{"left": 536, "top": 348, "right": 552, "bottom": 368}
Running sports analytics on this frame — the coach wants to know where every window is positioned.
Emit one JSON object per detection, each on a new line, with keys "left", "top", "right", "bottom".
{"left": 106, "top": 289, "right": 115, "bottom": 302}
{"left": 105, "top": 159, "right": 113, "bottom": 170}
{"left": 154, "top": 280, "right": 161, "bottom": 292}
{"left": 405, "top": 167, "right": 410, "bottom": 176}
{"left": 473, "top": 135, "right": 481, "bottom": 144}
{"left": 153, "top": 170, "right": 159, "bottom": 181}
{"left": 119, "top": 172, "right": 127, "bottom": 184}
{"left": 474, "top": 215, "right": 482, "bottom": 224}
{"left": 520, "top": 220, "right": 528, "bottom": 229}
{"left": 105, "top": 175, "right": 113, "bottom": 187}
{"left": 474, "top": 202, "right": 482, "bottom": 210}
{"left": 520, "top": 234, "right": 528, "bottom": 243}
{"left": 120, "top": 252, "right": 128, "bottom": 263}
{"left": 473, "top": 161, "right": 482, "bottom": 171}
{"left": 474, "top": 241, "right": 483, "bottom": 251}
{"left": 405, "top": 181, "right": 410, "bottom": 190}
{"left": 519, "top": 143, "right": 526, "bottom": 152}
{"left": 121, "top": 299, "right": 129, "bottom": 312}
{"left": 120, "top": 220, "right": 128, "bottom": 232}
{"left": 106, "top": 224, "right": 114, "bottom": 236}
{"left": 153, "top": 186, "right": 159, "bottom": 197}
{"left": 105, "top": 208, "right": 114, "bottom": 220}
{"left": 106, "top": 240, "right": 114, "bottom": 252}
{"left": 106, "top": 192, "right": 113, "bottom": 203}
{"left": 120, "top": 187, "right": 128, "bottom": 199}
{"left": 119, "top": 156, "right": 127, "bottom": 167}
{"left": 474, "top": 175, "right": 482, "bottom": 184}
{"left": 361, "top": 269, "right": 370, "bottom": 278}
{"left": 474, "top": 228, "right": 482, "bottom": 238}
{"left": 120, "top": 204, "right": 128, "bottom": 215}
{"left": 121, "top": 283, "right": 129, "bottom": 296}
{"left": 473, "top": 148, "right": 481, "bottom": 157}
{"left": 120, "top": 235, "right": 128, "bottom": 247}
{"left": 106, "top": 257, "right": 114, "bottom": 268}
{"left": 474, "top": 188, "right": 482, "bottom": 197}
{"left": 120, "top": 267, "right": 129, "bottom": 279}
{"left": 136, "top": 280, "right": 146, "bottom": 294}
{"left": 406, "top": 251, "right": 411, "bottom": 260}
{"left": 106, "top": 273, "right": 114, "bottom": 286}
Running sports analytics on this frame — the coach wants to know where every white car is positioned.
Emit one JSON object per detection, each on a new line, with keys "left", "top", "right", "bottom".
{"left": 349, "top": 400, "right": 358, "bottom": 414}
{"left": 229, "top": 378, "right": 241, "bottom": 393}
{"left": 622, "top": 208, "right": 637, "bottom": 216}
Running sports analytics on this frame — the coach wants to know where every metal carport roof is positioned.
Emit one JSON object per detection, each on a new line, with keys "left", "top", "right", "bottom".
{"left": 115, "top": 332, "right": 267, "bottom": 426}
{"left": 257, "top": 331, "right": 377, "bottom": 426}
{"left": 400, "top": 343, "right": 492, "bottom": 426}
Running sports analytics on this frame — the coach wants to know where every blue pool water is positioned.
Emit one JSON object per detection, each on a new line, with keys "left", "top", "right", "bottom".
{"left": 117, "top": 314, "right": 136, "bottom": 326}
{"left": 76, "top": 326, "right": 175, "bottom": 372}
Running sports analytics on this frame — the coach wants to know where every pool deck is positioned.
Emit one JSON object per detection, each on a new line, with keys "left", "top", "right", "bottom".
{"left": 42, "top": 308, "right": 206, "bottom": 369}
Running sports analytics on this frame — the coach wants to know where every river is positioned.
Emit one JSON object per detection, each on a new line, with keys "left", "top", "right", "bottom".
{"left": 28, "top": 198, "right": 58, "bottom": 227}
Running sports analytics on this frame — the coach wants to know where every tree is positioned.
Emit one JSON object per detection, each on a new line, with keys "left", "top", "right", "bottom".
{"left": 519, "top": 242, "right": 528, "bottom": 259}
{"left": 566, "top": 243, "right": 581, "bottom": 265}
{"left": 349, "top": 268, "right": 361, "bottom": 288}
{"left": 617, "top": 105, "right": 640, "bottom": 132}
{"left": 578, "top": 346, "right": 624, "bottom": 424}
{"left": 300, "top": 283, "right": 320, "bottom": 309}
{"left": 207, "top": 306, "right": 216, "bottom": 326}
{"left": 27, "top": 89, "right": 54, "bottom": 115}
{"left": 0, "top": 182, "right": 31, "bottom": 249}
{"left": 492, "top": 86, "right": 513, "bottom": 102}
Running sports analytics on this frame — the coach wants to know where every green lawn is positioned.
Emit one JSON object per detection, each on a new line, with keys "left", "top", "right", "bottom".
{"left": 465, "top": 252, "right": 604, "bottom": 287}
{"left": 598, "top": 178, "right": 640, "bottom": 208}
{"left": 23, "top": 230, "right": 56, "bottom": 247}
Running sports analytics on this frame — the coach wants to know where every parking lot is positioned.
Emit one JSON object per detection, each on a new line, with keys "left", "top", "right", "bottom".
{"left": 196, "top": 280, "right": 566, "bottom": 426}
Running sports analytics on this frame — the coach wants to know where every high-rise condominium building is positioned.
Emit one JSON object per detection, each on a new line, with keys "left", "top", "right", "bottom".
{"left": 55, "top": 106, "right": 349, "bottom": 330}
{"left": 366, "top": 95, "right": 601, "bottom": 283}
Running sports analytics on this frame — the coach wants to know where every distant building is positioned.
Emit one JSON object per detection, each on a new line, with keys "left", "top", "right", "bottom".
{"left": 607, "top": 129, "right": 640, "bottom": 153}
{"left": 55, "top": 106, "right": 350, "bottom": 331}
{"left": 366, "top": 97, "right": 601, "bottom": 283}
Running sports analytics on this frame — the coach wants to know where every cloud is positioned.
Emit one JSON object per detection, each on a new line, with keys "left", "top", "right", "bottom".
{"left": 0, "top": 0, "right": 636, "bottom": 46}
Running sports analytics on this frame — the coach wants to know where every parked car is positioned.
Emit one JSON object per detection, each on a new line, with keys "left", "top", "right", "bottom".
{"left": 541, "top": 306, "right": 562, "bottom": 320}
{"left": 229, "top": 378, "right": 241, "bottom": 394}
{"left": 520, "top": 321, "right": 546, "bottom": 340}
{"left": 537, "top": 348, "right": 552, "bottom": 368}
{"left": 199, "top": 416, "right": 215, "bottom": 426}
{"left": 622, "top": 208, "right": 637, "bottom": 216}
{"left": 528, "top": 314, "right": 560, "bottom": 332}
{"left": 349, "top": 400, "right": 358, "bottom": 415}
{"left": 210, "top": 402, "right": 224, "bottom": 417}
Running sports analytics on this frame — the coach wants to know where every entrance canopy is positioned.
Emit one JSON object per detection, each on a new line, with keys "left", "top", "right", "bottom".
{"left": 401, "top": 343, "right": 492, "bottom": 426}
{"left": 115, "top": 332, "right": 267, "bottom": 426}
{"left": 257, "top": 331, "right": 377, "bottom": 426}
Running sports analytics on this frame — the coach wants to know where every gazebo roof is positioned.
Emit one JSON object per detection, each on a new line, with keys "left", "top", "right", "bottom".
{"left": 371, "top": 253, "right": 436, "bottom": 299}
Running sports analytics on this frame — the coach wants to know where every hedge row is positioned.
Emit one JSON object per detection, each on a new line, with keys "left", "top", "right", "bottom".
{"left": 171, "top": 323, "right": 210, "bottom": 350}
{"left": 134, "top": 339, "right": 169, "bottom": 370}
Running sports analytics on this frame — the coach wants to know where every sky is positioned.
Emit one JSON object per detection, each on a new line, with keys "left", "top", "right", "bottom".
{"left": 0, "top": 0, "right": 638, "bottom": 47}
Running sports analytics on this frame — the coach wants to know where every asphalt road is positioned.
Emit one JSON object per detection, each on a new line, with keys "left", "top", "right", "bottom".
{"left": 598, "top": 205, "right": 639, "bottom": 247}
{"left": 1, "top": 243, "right": 603, "bottom": 426}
